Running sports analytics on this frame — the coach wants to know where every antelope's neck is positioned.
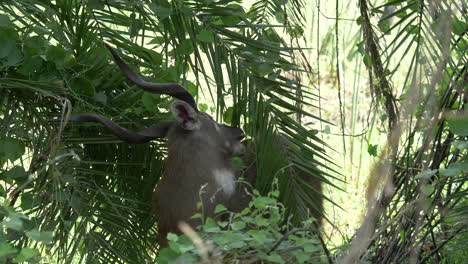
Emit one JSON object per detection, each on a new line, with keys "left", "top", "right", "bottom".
{"left": 165, "top": 148, "right": 236, "bottom": 196}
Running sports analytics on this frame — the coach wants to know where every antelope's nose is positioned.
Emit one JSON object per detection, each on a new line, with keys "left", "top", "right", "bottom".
{"left": 237, "top": 132, "right": 246, "bottom": 141}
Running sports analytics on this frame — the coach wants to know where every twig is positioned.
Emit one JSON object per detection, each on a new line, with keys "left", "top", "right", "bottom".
{"left": 268, "top": 227, "right": 311, "bottom": 253}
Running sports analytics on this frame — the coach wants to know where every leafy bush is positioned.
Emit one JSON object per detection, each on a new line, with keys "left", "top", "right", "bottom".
{"left": 158, "top": 186, "right": 325, "bottom": 264}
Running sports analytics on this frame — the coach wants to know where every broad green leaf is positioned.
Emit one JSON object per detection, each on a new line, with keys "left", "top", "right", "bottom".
{"left": 156, "top": 247, "right": 179, "bottom": 264}
{"left": 0, "top": 14, "right": 12, "bottom": 27}
{"left": 45, "top": 45, "right": 69, "bottom": 69}
{"left": 220, "top": 4, "right": 245, "bottom": 26}
{"left": 452, "top": 18, "right": 466, "bottom": 36}
{"left": 141, "top": 92, "right": 158, "bottom": 112}
{"left": 3, "top": 217, "right": 23, "bottom": 231}
{"left": 0, "top": 28, "right": 19, "bottom": 60}
{"left": 231, "top": 221, "right": 246, "bottom": 230}
{"left": 203, "top": 218, "right": 220, "bottom": 232}
{"left": 148, "top": 4, "right": 173, "bottom": 19}
{"left": 20, "top": 192, "right": 35, "bottom": 211}
{"left": 184, "top": 81, "right": 197, "bottom": 96}
{"left": 247, "top": 229, "right": 267, "bottom": 243}
{"left": 129, "top": 13, "right": 142, "bottom": 38}
{"left": 421, "top": 184, "right": 434, "bottom": 195}
{"left": 13, "top": 248, "right": 40, "bottom": 262}
{"left": 440, "top": 162, "right": 468, "bottom": 177}
{"left": 415, "top": 169, "right": 437, "bottom": 179}
{"left": 167, "top": 233, "right": 178, "bottom": 242}
{"left": 198, "top": 103, "right": 208, "bottom": 112}
{"left": 447, "top": 118, "right": 468, "bottom": 136}
{"left": 70, "top": 77, "right": 95, "bottom": 97}
{"left": 214, "top": 204, "right": 227, "bottom": 214}
{"left": 93, "top": 92, "right": 107, "bottom": 105}
{"left": 223, "top": 107, "right": 233, "bottom": 124}
{"left": 452, "top": 140, "right": 468, "bottom": 150}
{"left": 87, "top": 0, "right": 105, "bottom": 9}
{"left": 197, "top": 30, "right": 214, "bottom": 43}
{"left": 25, "top": 229, "right": 53, "bottom": 244}
{"left": 0, "top": 242, "right": 17, "bottom": 257}
{"left": 176, "top": 39, "right": 194, "bottom": 55}
{"left": 292, "top": 250, "right": 309, "bottom": 263}
{"left": 2, "top": 166, "right": 28, "bottom": 184}
{"left": 0, "top": 138, "right": 25, "bottom": 162}
{"left": 258, "top": 252, "right": 284, "bottom": 263}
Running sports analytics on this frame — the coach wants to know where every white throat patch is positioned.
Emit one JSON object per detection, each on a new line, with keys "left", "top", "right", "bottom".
{"left": 213, "top": 168, "right": 235, "bottom": 196}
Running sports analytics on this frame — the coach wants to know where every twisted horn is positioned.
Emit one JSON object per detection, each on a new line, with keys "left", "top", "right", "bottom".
{"left": 104, "top": 43, "right": 198, "bottom": 112}
{"left": 69, "top": 114, "right": 175, "bottom": 144}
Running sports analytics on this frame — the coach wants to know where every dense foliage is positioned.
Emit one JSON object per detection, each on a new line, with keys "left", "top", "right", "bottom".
{"left": 0, "top": 0, "right": 466, "bottom": 263}
{"left": 0, "top": 0, "right": 329, "bottom": 263}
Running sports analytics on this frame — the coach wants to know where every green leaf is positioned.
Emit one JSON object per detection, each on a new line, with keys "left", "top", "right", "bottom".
{"left": 203, "top": 218, "right": 220, "bottom": 232}
{"left": 0, "top": 138, "right": 25, "bottom": 162}
{"left": 148, "top": 36, "right": 166, "bottom": 45}
{"left": 405, "top": 25, "right": 418, "bottom": 34}
{"left": 415, "top": 169, "right": 437, "bottom": 179}
{"left": 247, "top": 230, "right": 267, "bottom": 243}
{"left": 197, "top": 30, "right": 214, "bottom": 43}
{"left": 20, "top": 193, "right": 35, "bottom": 211}
{"left": 184, "top": 81, "right": 197, "bottom": 96}
{"left": 252, "top": 197, "right": 276, "bottom": 209}
{"left": 4, "top": 217, "right": 23, "bottom": 231}
{"left": 292, "top": 250, "right": 309, "bottom": 263}
{"left": 363, "top": 54, "right": 372, "bottom": 68}
{"left": 259, "top": 252, "right": 284, "bottom": 263}
{"left": 367, "top": 144, "right": 378, "bottom": 156}
{"left": 176, "top": 39, "right": 194, "bottom": 55}
{"left": 70, "top": 77, "right": 95, "bottom": 97}
{"left": 198, "top": 103, "right": 208, "bottom": 112}
{"left": 287, "top": 25, "right": 304, "bottom": 38}
{"left": 45, "top": 45, "right": 70, "bottom": 69}
{"left": 421, "top": 184, "right": 434, "bottom": 195}
{"left": 223, "top": 107, "right": 233, "bottom": 124}
{"left": 191, "top": 213, "right": 202, "bottom": 219}
{"left": 214, "top": 204, "right": 227, "bottom": 214}
{"left": 452, "top": 18, "right": 467, "bottom": 36}
{"left": 447, "top": 118, "right": 468, "bottom": 136}
{"left": 13, "top": 248, "right": 39, "bottom": 262}
{"left": 148, "top": 4, "right": 173, "bottom": 19}
{"left": 167, "top": 233, "right": 178, "bottom": 242}
{"left": 221, "top": 10, "right": 243, "bottom": 27}
{"left": 129, "top": 13, "right": 142, "bottom": 38}
{"left": 440, "top": 162, "right": 468, "bottom": 177}
{"left": 87, "top": 0, "right": 105, "bottom": 9}
{"left": 93, "top": 92, "right": 107, "bottom": 105}
{"left": 230, "top": 156, "right": 245, "bottom": 171}
{"left": 0, "top": 28, "right": 20, "bottom": 63}
{"left": 275, "top": 12, "right": 285, "bottom": 24}
{"left": 3, "top": 166, "right": 28, "bottom": 185}
{"left": 231, "top": 221, "right": 246, "bottom": 230}
{"left": 156, "top": 247, "right": 179, "bottom": 264}
{"left": 378, "top": 19, "right": 391, "bottom": 33}
{"left": 25, "top": 229, "right": 53, "bottom": 244}
{"left": 0, "top": 242, "right": 17, "bottom": 257}
{"left": 141, "top": 92, "right": 158, "bottom": 113}
{"left": 0, "top": 14, "right": 12, "bottom": 27}
{"left": 452, "top": 140, "right": 468, "bottom": 150}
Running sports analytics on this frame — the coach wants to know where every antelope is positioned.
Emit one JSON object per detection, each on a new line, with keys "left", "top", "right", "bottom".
{"left": 69, "top": 44, "right": 249, "bottom": 246}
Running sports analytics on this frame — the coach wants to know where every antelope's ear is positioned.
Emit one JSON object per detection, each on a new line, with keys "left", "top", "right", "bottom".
{"left": 171, "top": 100, "right": 201, "bottom": 130}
